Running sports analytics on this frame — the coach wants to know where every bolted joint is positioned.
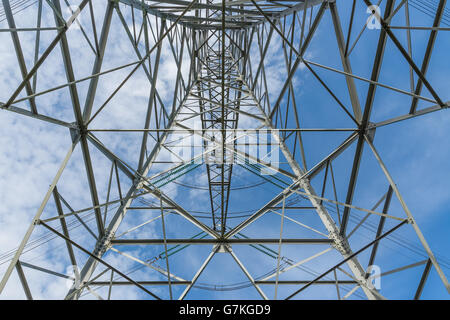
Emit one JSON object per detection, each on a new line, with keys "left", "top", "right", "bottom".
{"left": 329, "top": 232, "right": 351, "bottom": 255}
{"left": 93, "top": 231, "right": 115, "bottom": 257}
{"left": 69, "top": 124, "right": 88, "bottom": 142}
{"left": 365, "top": 122, "right": 377, "bottom": 142}
{"left": 325, "top": 0, "right": 336, "bottom": 8}
{"left": 78, "top": 124, "right": 89, "bottom": 137}
{"left": 359, "top": 122, "right": 377, "bottom": 142}
{"left": 213, "top": 242, "right": 232, "bottom": 253}
{"left": 69, "top": 127, "right": 80, "bottom": 143}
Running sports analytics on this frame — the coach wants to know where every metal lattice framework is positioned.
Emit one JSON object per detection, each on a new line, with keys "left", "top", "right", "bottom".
{"left": 0, "top": 0, "right": 449, "bottom": 300}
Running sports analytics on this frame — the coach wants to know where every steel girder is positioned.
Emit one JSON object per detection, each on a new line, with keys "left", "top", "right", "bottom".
{"left": 0, "top": 0, "right": 449, "bottom": 300}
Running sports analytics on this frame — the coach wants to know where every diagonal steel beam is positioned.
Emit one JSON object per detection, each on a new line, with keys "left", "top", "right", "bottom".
{"left": 285, "top": 219, "right": 408, "bottom": 300}
{"left": 225, "top": 52, "right": 382, "bottom": 300}
{"left": 15, "top": 261, "right": 33, "bottom": 300}
{"left": 414, "top": 259, "right": 432, "bottom": 300}
{"left": 0, "top": 137, "right": 80, "bottom": 294}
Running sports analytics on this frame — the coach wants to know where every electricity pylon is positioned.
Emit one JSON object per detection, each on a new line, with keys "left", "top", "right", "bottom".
{"left": 0, "top": 0, "right": 449, "bottom": 300}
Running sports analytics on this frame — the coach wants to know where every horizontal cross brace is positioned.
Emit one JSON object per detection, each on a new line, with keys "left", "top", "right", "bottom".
{"left": 111, "top": 238, "right": 332, "bottom": 245}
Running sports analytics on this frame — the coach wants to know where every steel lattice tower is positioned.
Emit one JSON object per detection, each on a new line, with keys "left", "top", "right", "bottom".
{"left": 0, "top": 0, "right": 449, "bottom": 300}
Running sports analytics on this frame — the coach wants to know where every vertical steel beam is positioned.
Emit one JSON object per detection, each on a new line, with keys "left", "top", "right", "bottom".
{"left": 2, "top": 0, "right": 38, "bottom": 114}
{"left": 82, "top": 0, "right": 115, "bottom": 121}
{"left": 138, "top": 19, "right": 166, "bottom": 172}
{"left": 409, "top": 0, "right": 447, "bottom": 114}
{"left": 340, "top": 0, "right": 396, "bottom": 236}
{"left": 51, "top": 0, "right": 104, "bottom": 237}
{"left": 3, "top": 0, "right": 90, "bottom": 109}
{"left": 329, "top": 2, "right": 362, "bottom": 122}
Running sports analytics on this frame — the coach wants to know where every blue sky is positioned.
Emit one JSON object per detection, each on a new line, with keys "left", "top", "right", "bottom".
{"left": 0, "top": 0, "right": 449, "bottom": 300}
